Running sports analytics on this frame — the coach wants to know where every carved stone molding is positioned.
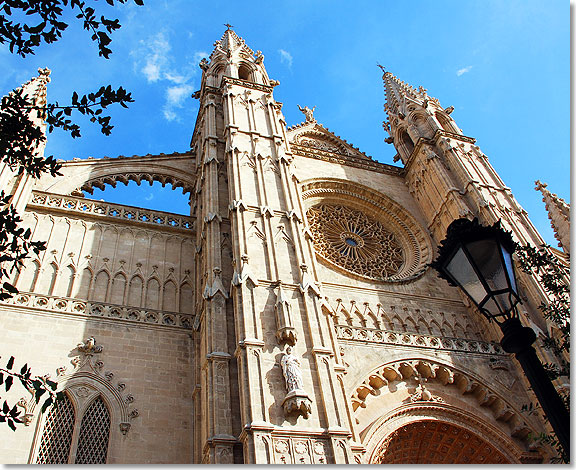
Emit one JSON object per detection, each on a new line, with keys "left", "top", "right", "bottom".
{"left": 336, "top": 324, "right": 503, "bottom": 355}
{"left": 351, "top": 358, "right": 536, "bottom": 446}
{"left": 1, "top": 292, "right": 194, "bottom": 330}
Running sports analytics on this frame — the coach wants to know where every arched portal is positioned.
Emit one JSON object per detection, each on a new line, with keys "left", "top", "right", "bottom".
{"left": 372, "top": 419, "right": 511, "bottom": 464}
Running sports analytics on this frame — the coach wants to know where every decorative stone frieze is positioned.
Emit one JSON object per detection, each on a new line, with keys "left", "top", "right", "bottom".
{"left": 335, "top": 325, "right": 503, "bottom": 354}
{"left": 1, "top": 292, "right": 194, "bottom": 329}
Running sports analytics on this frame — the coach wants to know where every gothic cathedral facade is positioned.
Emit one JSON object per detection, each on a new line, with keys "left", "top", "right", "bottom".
{"left": 0, "top": 28, "right": 565, "bottom": 464}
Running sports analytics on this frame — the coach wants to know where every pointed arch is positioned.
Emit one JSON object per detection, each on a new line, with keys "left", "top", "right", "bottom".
{"left": 405, "top": 316, "right": 419, "bottom": 333}
{"left": 74, "top": 267, "right": 93, "bottom": 300}
{"left": 399, "top": 128, "right": 414, "bottom": 158}
{"left": 351, "top": 358, "right": 537, "bottom": 464}
{"left": 92, "top": 271, "right": 110, "bottom": 302}
{"left": 110, "top": 272, "right": 127, "bottom": 305}
{"left": 453, "top": 322, "right": 466, "bottom": 338}
{"left": 435, "top": 111, "right": 460, "bottom": 134}
{"left": 417, "top": 317, "right": 432, "bottom": 335}
{"left": 17, "top": 259, "right": 41, "bottom": 293}
{"left": 145, "top": 277, "right": 161, "bottom": 310}
{"left": 47, "top": 262, "right": 59, "bottom": 296}
{"left": 237, "top": 62, "right": 254, "bottom": 81}
{"left": 179, "top": 281, "right": 193, "bottom": 314}
{"left": 412, "top": 112, "right": 433, "bottom": 138}
{"left": 54, "top": 265, "right": 75, "bottom": 297}
{"left": 163, "top": 279, "right": 177, "bottom": 312}
{"left": 430, "top": 319, "right": 443, "bottom": 336}
{"left": 391, "top": 315, "right": 405, "bottom": 332}
{"left": 35, "top": 392, "right": 75, "bottom": 464}
{"left": 74, "top": 395, "right": 110, "bottom": 464}
{"left": 127, "top": 275, "right": 144, "bottom": 308}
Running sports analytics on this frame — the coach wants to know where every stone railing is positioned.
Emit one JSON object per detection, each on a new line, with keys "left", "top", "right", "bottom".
{"left": 3, "top": 292, "right": 193, "bottom": 330}
{"left": 29, "top": 191, "right": 194, "bottom": 232}
{"left": 336, "top": 324, "right": 504, "bottom": 355}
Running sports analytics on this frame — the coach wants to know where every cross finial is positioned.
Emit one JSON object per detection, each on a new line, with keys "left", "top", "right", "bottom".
{"left": 224, "top": 23, "right": 233, "bottom": 30}
{"left": 377, "top": 63, "right": 386, "bottom": 73}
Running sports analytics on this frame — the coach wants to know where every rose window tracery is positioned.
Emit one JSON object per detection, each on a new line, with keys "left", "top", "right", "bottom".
{"left": 306, "top": 204, "right": 404, "bottom": 280}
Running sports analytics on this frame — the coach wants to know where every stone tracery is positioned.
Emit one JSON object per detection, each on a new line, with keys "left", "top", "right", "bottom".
{"left": 307, "top": 203, "right": 404, "bottom": 280}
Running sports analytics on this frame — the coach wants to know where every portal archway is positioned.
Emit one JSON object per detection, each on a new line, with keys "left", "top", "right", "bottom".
{"left": 362, "top": 403, "right": 525, "bottom": 464}
{"left": 372, "top": 419, "right": 511, "bottom": 464}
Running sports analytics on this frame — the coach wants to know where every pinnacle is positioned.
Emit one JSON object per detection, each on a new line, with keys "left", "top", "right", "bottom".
{"left": 535, "top": 180, "right": 570, "bottom": 252}
{"left": 535, "top": 180, "right": 570, "bottom": 218}
{"left": 212, "top": 26, "right": 254, "bottom": 58}
{"left": 381, "top": 68, "right": 427, "bottom": 116}
{"left": 16, "top": 67, "right": 51, "bottom": 108}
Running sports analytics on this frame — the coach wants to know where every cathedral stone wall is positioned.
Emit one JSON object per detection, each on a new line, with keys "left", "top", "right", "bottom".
{"left": 0, "top": 193, "right": 196, "bottom": 464}
{"left": 0, "top": 30, "right": 561, "bottom": 464}
{"left": 0, "top": 307, "right": 194, "bottom": 464}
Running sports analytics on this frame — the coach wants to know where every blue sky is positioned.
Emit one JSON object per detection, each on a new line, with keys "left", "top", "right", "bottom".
{"left": 0, "top": 0, "right": 569, "bottom": 246}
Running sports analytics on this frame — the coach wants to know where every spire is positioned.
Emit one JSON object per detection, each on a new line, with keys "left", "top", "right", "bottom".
{"left": 535, "top": 180, "right": 570, "bottom": 253}
{"left": 210, "top": 26, "right": 254, "bottom": 62}
{"left": 201, "top": 27, "right": 272, "bottom": 88}
{"left": 19, "top": 67, "right": 51, "bottom": 110}
{"left": 380, "top": 68, "right": 427, "bottom": 116}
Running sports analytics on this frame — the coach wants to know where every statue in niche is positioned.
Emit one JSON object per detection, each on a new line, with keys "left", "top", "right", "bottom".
{"left": 297, "top": 104, "right": 316, "bottom": 122}
{"left": 280, "top": 347, "right": 312, "bottom": 418}
{"left": 281, "top": 347, "right": 304, "bottom": 392}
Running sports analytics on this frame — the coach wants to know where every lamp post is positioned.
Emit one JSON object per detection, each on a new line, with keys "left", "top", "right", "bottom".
{"left": 430, "top": 218, "right": 570, "bottom": 457}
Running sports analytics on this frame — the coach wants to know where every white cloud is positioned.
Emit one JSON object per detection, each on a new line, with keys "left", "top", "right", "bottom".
{"left": 164, "top": 84, "right": 195, "bottom": 121}
{"left": 145, "top": 193, "right": 154, "bottom": 201}
{"left": 132, "top": 32, "right": 203, "bottom": 121}
{"left": 166, "top": 84, "right": 195, "bottom": 107}
{"left": 456, "top": 65, "right": 473, "bottom": 77}
{"left": 136, "top": 33, "right": 172, "bottom": 83}
{"left": 163, "top": 109, "right": 177, "bottom": 121}
{"left": 278, "top": 49, "right": 293, "bottom": 68}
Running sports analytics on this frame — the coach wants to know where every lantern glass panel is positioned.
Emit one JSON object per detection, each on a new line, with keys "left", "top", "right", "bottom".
{"left": 445, "top": 246, "right": 487, "bottom": 306}
{"left": 466, "top": 239, "right": 509, "bottom": 293}
{"left": 501, "top": 245, "right": 517, "bottom": 292}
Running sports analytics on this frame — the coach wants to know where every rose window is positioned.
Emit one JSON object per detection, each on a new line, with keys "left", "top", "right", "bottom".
{"left": 306, "top": 204, "right": 404, "bottom": 280}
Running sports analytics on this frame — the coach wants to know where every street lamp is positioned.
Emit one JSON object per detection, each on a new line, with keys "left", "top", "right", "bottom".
{"left": 430, "top": 218, "right": 570, "bottom": 457}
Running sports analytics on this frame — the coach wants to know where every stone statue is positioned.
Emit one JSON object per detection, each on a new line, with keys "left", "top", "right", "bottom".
{"left": 281, "top": 346, "right": 304, "bottom": 392}
{"left": 297, "top": 104, "right": 316, "bottom": 123}
{"left": 280, "top": 347, "right": 312, "bottom": 418}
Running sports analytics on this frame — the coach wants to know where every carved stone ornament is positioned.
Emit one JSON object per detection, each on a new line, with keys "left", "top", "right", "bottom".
{"left": 119, "top": 422, "right": 131, "bottom": 435}
{"left": 274, "top": 282, "right": 297, "bottom": 345}
{"left": 16, "top": 397, "right": 35, "bottom": 426}
{"left": 280, "top": 347, "right": 312, "bottom": 418}
{"left": 407, "top": 376, "right": 444, "bottom": 404}
{"left": 77, "top": 337, "right": 103, "bottom": 356}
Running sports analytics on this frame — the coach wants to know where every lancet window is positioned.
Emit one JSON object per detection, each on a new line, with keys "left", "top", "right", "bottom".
{"left": 35, "top": 391, "right": 111, "bottom": 464}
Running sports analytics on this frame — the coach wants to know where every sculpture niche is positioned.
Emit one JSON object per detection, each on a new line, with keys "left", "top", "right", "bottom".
{"left": 280, "top": 347, "right": 312, "bottom": 418}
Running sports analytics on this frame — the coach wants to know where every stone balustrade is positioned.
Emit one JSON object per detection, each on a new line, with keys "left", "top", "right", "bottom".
{"left": 29, "top": 191, "right": 194, "bottom": 231}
